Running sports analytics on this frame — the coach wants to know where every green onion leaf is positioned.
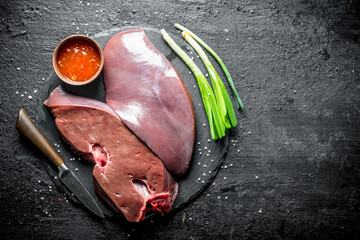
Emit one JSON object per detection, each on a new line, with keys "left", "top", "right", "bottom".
{"left": 160, "top": 29, "right": 223, "bottom": 140}
{"left": 175, "top": 23, "right": 244, "bottom": 111}
{"left": 182, "top": 31, "right": 237, "bottom": 128}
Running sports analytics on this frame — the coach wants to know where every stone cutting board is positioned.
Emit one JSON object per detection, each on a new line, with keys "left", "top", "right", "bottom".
{"left": 34, "top": 26, "right": 229, "bottom": 220}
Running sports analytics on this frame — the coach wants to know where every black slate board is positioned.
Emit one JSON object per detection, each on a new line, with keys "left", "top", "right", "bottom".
{"left": 34, "top": 26, "right": 229, "bottom": 219}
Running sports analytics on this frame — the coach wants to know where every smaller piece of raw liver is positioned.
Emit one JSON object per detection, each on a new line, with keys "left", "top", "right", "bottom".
{"left": 44, "top": 87, "right": 178, "bottom": 222}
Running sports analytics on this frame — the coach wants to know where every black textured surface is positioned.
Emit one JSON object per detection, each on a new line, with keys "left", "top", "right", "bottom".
{"left": 1, "top": 0, "right": 360, "bottom": 239}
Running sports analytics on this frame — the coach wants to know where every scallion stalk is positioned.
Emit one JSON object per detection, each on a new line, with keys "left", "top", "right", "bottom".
{"left": 160, "top": 29, "right": 224, "bottom": 140}
{"left": 182, "top": 31, "right": 237, "bottom": 128}
{"left": 175, "top": 23, "right": 244, "bottom": 111}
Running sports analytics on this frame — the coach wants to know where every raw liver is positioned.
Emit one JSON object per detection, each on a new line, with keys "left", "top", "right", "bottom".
{"left": 103, "top": 29, "right": 195, "bottom": 177}
{"left": 44, "top": 87, "right": 178, "bottom": 222}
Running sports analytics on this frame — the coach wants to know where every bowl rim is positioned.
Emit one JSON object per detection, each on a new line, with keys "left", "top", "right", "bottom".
{"left": 52, "top": 35, "right": 104, "bottom": 86}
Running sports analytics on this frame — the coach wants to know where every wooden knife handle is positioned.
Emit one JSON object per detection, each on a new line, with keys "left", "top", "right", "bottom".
{"left": 16, "top": 109, "right": 64, "bottom": 167}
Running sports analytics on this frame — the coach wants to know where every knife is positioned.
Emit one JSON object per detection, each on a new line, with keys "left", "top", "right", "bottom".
{"left": 16, "top": 109, "right": 104, "bottom": 219}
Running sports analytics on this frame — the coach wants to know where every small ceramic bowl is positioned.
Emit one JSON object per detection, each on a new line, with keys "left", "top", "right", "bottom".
{"left": 52, "top": 35, "right": 104, "bottom": 86}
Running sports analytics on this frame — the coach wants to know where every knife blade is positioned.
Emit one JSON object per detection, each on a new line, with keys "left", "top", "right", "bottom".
{"left": 16, "top": 109, "right": 104, "bottom": 218}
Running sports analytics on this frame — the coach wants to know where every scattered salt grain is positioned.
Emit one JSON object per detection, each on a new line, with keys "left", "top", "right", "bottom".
{"left": 75, "top": 168, "right": 79, "bottom": 172}
{"left": 33, "top": 89, "right": 38, "bottom": 93}
{"left": 225, "top": 196, "right": 228, "bottom": 200}
{"left": 224, "top": 177, "right": 227, "bottom": 180}
{"left": 28, "top": 95, "right": 32, "bottom": 100}
{"left": 17, "top": 67, "right": 20, "bottom": 70}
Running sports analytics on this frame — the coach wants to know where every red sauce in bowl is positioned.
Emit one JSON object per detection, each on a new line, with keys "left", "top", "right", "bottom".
{"left": 57, "top": 39, "right": 101, "bottom": 82}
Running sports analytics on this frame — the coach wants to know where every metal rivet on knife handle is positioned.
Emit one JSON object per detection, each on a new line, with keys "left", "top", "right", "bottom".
{"left": 16, "top": 109, "right": 64, "bottom": 167}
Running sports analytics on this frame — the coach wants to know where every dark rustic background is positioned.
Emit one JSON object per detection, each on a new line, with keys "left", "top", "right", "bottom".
{"left": 1, "top": 0, "right": 360, "bottom": 239}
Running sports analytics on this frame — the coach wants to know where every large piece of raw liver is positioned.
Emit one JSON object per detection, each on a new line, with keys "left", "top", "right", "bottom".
{"left": 44, "top": 87, "right": 178, "bottom": 222}
{"left": 103, "top": 29, "right": 195, "bottom": 177}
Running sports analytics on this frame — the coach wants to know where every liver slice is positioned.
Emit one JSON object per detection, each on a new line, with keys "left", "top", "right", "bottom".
{"left": 44, "top": 87, "right": 178, "bottom": 222}
{"left": 103, "top": 29, "right": 195, "bottom": 177}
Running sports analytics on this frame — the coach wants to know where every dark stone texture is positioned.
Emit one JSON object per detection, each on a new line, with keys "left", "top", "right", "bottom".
{"left": 1, "top": 0, "right": 360, "bottom": 239}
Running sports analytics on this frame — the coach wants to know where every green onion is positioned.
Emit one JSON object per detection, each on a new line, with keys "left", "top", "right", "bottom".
{"left": 160, "top": 29, "right": 224, "bottom": 140}
{"left": 182, "top": 31, "right": 237, "bottom": 128}
{"left": 175, "top": 23, "right": 244, "bottom": 111}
